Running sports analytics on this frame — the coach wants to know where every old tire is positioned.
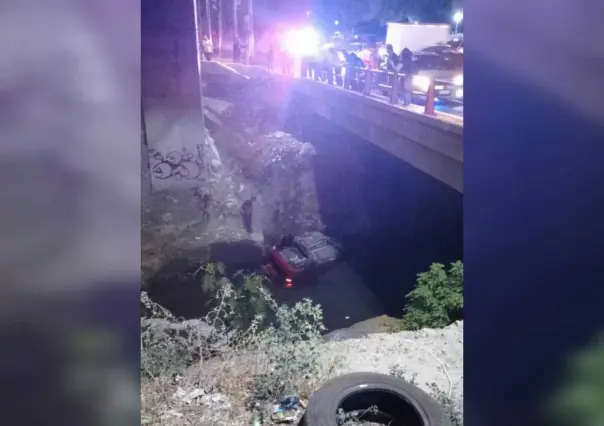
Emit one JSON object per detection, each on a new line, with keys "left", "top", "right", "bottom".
{"left": 302, "top": 372, "right": 451, "bottom": 426}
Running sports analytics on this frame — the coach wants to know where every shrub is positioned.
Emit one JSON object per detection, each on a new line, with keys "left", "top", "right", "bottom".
{"left": 201, "top": 262, "right": 274, "bottom": 331}
{"left": 397, "top": 261, "right": 463, "bottom": 331}
{"left": 140, "top": 270, "right": 266, "bottom": 379}
{"left": 548, "top": 335, "right": 604, "bottom": 426}
{"left": 426, "top": 382, "right": 463, "bottom": 426}
{"left": 141, "top": 263, "right": 329, "bottom": 424}
{"left": 251, "top": 298, "right": 327, "bottom": 401}
{"left": 141, "top": 291, "right": 195, "bottom": 378}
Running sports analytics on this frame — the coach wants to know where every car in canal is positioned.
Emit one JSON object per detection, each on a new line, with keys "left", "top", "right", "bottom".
{"left": 261, "top": 231, "right": 341, "bottom": 288}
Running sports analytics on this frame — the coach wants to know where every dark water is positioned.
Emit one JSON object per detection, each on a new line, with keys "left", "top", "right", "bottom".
{"left": 284, "top": 97, "right": 463, "bottom": 317}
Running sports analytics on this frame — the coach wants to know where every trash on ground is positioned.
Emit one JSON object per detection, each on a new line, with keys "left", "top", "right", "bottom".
{"left": 271, "top": 395, "right": 301, "bottom": 423}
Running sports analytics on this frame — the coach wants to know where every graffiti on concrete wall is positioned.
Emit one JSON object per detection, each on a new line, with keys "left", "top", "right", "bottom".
{"left": 149, "top": 147, "right": 205, "bottom": 181}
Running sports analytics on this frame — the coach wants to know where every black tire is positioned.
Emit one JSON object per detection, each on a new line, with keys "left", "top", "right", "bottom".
{"left": 302, "top": 372, "right": 451, "bottom": 426}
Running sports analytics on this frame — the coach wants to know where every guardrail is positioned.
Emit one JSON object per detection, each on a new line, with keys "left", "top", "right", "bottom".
{"left": 300, "top": 64, "right": 461, "bottom": 116}
{"left": 212, "top": 57, "right": 463, "bottom": 118}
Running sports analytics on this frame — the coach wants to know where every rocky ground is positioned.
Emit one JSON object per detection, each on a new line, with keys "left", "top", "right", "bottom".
{"left": 142, "top": 67, "right": 323, "bottom": 286}
{"left": 142, "top": 321, "right": 463, "bottom": 426}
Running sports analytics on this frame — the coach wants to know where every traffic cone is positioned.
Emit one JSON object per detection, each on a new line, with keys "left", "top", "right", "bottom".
{"left": 424, "top": 78, "right": 436, "bottom": 115}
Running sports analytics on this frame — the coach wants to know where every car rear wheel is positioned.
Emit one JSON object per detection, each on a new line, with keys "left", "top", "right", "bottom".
{"left": 302, "top": 372, "right": 451, "bottom": 426}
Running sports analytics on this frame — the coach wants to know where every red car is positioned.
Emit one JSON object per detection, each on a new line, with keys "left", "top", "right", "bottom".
{"left": 262, "top": 232, "right": 341, "bottom": 288}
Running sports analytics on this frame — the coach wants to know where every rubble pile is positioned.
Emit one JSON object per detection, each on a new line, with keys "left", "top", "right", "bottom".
{"left": 259, "top": 131, "right": 317, "bottom": 177}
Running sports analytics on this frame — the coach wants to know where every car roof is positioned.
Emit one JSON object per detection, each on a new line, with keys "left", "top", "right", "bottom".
{"left": 294, "top": 232, "right": 339, "bottom": 264}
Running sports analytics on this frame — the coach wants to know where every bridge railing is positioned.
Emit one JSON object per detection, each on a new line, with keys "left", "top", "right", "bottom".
{"left": 300, "top": 64, "right": 462, "bottom": 116}
{"left": 213, "top": 57, "right": 463, "bottom": 118}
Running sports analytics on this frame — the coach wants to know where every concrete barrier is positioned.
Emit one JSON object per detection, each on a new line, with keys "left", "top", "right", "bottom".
{"left": 292, "top": 80, "right": 463, "bottom": 193}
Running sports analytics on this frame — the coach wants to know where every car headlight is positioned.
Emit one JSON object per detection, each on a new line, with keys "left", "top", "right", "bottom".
{"left": 453, "top": 74, "right": 463, "bottom": 86}
{"left": 412, "top": 75, "right": 430, "bottom": 92}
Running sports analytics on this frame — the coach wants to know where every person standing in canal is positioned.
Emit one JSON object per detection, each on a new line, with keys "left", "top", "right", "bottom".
{"left": 202, "top": 34, "right": 213, "bottom": 61}
{"left": 233, "top": 37, "right": 242, "bottom": 63}
{"left": 241, "top": 196, "right": 256, "bottom": 233}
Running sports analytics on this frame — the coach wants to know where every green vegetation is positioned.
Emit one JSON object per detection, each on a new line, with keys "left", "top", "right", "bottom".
{"left": 548, "top": 335, "right": 604, "bottom": 426}
{"left": 141, "top": 263, "right": 335, "bottom": 424}
{"left": 389, "top": 365, "right": 463, "bottom": 426}
{"left": 141, "top": 260, "right": 464, "bottom": 424}
{"left": 394, "top": 261, "right": 463, "bottom": 331}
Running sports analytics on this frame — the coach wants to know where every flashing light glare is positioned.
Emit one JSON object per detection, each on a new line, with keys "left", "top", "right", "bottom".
{"left": 455, "top": 88, "right": 463, "bottom": 98}
{"left": 453, "top": 11, "right": 463, "bottom": 24}
{"left": 282, "top": 27, "right": 321, "bottom": 57}
{"left": 412, "top": 75, "right": 431, "bottom": 92}
{"left": 453, "top": 74, "right": 463, "bottom": 86}
{"left": 334, "top": 20, "right": 339, "bottom": 26}
{"left": 285, "top": 277, "right": 293, "bottom": 288}
{"left": 378, "top": 47, "right": 387, "bottom": 56}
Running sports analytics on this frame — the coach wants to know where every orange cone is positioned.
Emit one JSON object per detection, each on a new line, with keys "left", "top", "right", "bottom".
{"left": 424, "top": 78, "right": 436, "bottom": 115}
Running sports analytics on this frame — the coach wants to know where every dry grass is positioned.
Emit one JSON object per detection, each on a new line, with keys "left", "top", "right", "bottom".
{"left": 141, "top": 266, "right": 343, "bottom": 425}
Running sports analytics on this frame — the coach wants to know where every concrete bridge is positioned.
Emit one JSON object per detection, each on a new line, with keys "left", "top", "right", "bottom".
{"left": 214, "top": 62, "right": 463, "bottom": 193}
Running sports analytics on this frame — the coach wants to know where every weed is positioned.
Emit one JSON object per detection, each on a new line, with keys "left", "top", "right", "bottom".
{"left": 388, "top": 364, "right": 419, "bottom": 386}
{"left": 548, "top": 335, "right": 604, "bottom": 426}
{"left": 337, "top": 405, "right": 379, "bottom": 425}
{"left": 251, "top": 298, "right": 327, "bottom": 401}
{"left": 395, "top": 261, "right": 463, "bottom": 331}
{"left": 427, "top": 382, "right": 463, "bottom": 426}
{"left": 141, "top": 263, "right": 330, "bottom": 425}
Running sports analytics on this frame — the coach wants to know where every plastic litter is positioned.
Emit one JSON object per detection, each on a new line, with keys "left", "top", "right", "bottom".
{"left": 271, "top": 396, "right": 301, "bottom": 423}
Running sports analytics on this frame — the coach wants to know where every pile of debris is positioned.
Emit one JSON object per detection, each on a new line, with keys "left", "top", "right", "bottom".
{"left": 259, "top": 131, "right": 317, "bottom": 178}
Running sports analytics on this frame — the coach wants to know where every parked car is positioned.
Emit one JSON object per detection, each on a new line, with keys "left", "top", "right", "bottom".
{"left": 419, "top": 38, "right": 463, "bottom": 54}
{"left": 410, "top": 51, "right": 463, "bottom": 102}
{"left": 261, "top": 232, "right": 341, "bottom": 288}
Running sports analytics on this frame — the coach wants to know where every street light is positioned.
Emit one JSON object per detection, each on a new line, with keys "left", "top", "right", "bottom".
{"left": 453, "top": 11, "right": 463, "bottom": 34}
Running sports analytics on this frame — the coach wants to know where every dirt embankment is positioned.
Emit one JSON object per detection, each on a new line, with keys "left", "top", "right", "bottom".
{"left": 142, "top": 70, "right": 324, "bottom": 285}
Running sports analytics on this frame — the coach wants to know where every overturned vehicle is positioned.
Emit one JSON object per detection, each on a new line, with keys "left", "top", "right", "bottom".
{"left": 261, "top": 231, "right": 341, "bottom": 288}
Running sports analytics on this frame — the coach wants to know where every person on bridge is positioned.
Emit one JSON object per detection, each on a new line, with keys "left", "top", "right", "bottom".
{"left": 202, "top": 35, "right": 213, "bottom": 61}
{"left": 241, "top": 196, "right": 257, "bottom": 233}
{"left": 344, "top": 52, "right": 365, "bottom": 91}
{"left": 397, "top": 48, "right": 417, "bottom": 106}
{"left": 369, "top": 44, "right": 380, "bottom": 70}
{"left": 325, "top": 47, "right": 343, "bottom": 86}
{"left": 385, "top": 44, "right": 399, "bottom": 88}
{"left": 385, "top": 44, "right": 398, "bottom": 72}
{"left": 233, "top": 38, "right": 242, "bottom": 63}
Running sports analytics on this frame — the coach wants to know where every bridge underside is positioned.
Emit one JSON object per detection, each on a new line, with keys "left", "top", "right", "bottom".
{"left": 291, "top": 81, "right": 463, "bottom": 193}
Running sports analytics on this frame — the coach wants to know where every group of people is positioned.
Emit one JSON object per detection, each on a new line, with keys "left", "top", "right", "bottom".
{"left": 288, "top": 43, "right": 418, "bottom": 105}
{"left": 382, "top": 44, "right": 418, "bottom": 105}
{"left": 200, "top": 34, "right": 250, "bottom": 64}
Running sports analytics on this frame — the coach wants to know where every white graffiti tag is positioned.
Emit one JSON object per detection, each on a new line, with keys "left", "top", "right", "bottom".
{"left": 149, "top": 148, "right": 204, "bottom": 181}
